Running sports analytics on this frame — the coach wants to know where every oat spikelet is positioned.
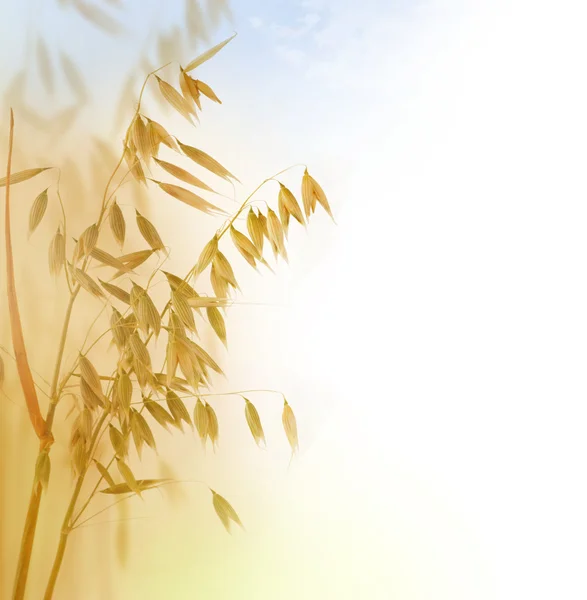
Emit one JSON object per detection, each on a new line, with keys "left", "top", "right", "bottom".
{"left": 0, "top": 167, "right": 51, "bottom": 187}
{"left": 211, "top": 489, "right": 244, "bottom": 533}
{"left": 179, "top": 68, "right": 202, "bottom": 111}
{"left": 99, "top": 280, "right": 130, "bottom": 304}
{"left": 155, "top": 75, "right": 195, "bottom": 122}
{"left": 79, "top": 223, "right": 99, "bottom": 256}
{"left": 111, "top": 308, "right": 128, "bottom": 350}
{"left": 166, "top": 390, "right": 192, "bottom": 431}
{"left": 129, "top": 333, "right": 151, "bottom": 369}
{"left": 79, "top": 377, "right": 103, "bottom": 410}
{"left": 34, "top": 451, "right": 51, "bottom": 492}
{"left": 101, "top": 479, "right": 171, "bottom": 495}
{"left": 49, "top": 227, "right": 65, "bottom": 276}
{"left": 145, "top": 118, "right": 178, "bottom": 151}
{"left": 213, "top": 252, "right": 239, "bottom": 290}
{"left": 109, "top": 425, "right": 126, "bottom": 458}
{"left": 282, "top": 399, "right": 299, "bottom": 455}
{"left": 206, "top": 306, "right": 226, "bottom": 346}
{"left": 164, "top": 271, "right": 199, "bottom": 299}
{"left": 72, "top": 442, "right": 86, "bottom": 476}
{"left": 153, "top": 157, "right": 215, "bottom": 193}
{"left": 94, "top": 460, "right": 116, "bottom": 487}
{"left": 178, "top": 141, "right": 238, "bottom": 183}
{"left": 166, "top": 338, "right": 179, "bottom": 388}
{"left": 117, "top": 249, "right": 155, "bottom": 271}
{"left": 303, "top": 169, "right": 334, "bottom": 221}
{"left": 194, "top": 398, "right": 208, "bottom": 442}
{"left": 267, "top": 208, "right": 288, "bottom": 262}
{"left": 132, "top": 115, "right": 151, "bottom": 164}
{"left": 279, "top": 183, "right": 304, "bottom": 226}
{"left": 191, "top": 341, "right": 223, "bottom": 374}
{"left": 169, "top": 311, "right": 188, "bottom": 339}
{"left": 230, "top": 225, "right": 260, "bottom": 267}
{"left": 115, "top": 371, "right": 132, "bottom": 421}
{"left": 195, "top": 80, "right": 221, "bottom": 103}
{"left": 124, "top": 145, "right": 146, "bottom": 185}
{"left": 78, "top": 355, "right": 103, "bottom": 397}
{"left": 90, "top": 247, "right": 130, "bottom": 271}
{"left": 184, "top": 33, "right": 237, "bottom": 72}
{"left": 244, "top": 397, "right": 266, "bottom": 447}
{"left": 257, "top": 211, "right": 269, "bottom": 241}
{"left": 247, "top": 208, "right": 264, "bottom": 254}
{"left": 29, "top": 188, "right": 48, "bottom": 235}
{"left": 144, "top": 397, "right": 174, "bottom": 431}
{"left": 278, "top": 191, "right": 290, "bottom": 237}
{"left": 171, "top": 292, "right": 196, "bottom": 332}
{"left": 132, "top": 283, "right": 161, "bottom": 337}
{"left": 194, "top": 235, "right": 218, "bottom": 275}
{"left": 109, "top": 200, "right": 125, "bottom": 247}
{"left": 134, "top": 410, "right": 157, "bottom": 451}
{"left": 154, "top": 180, "right": 226, "bottom": 216}
{"left": 210, "top": 262, "right": 229, "bottom": 298}
{"left": 145, "top": 120, "right": 161, "bottom": 157}
{"left": 116, "top": 459, "right": 141, "bottom": 497}
{"left": 135, "top": 210, "right": 165, "bottom": 252}
{"left": 206, "top": 402, "right": 219, "bottom": 448}
{"left": 73, "top": 268, "right": 105, "bottom": 298}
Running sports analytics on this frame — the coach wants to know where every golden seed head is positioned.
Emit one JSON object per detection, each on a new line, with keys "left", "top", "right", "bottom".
{"left": 244, "top": 397, "right": 266, "bottom": 447}
{"left": 194, "top": 398, "right": 209, "bottom": 441}
{"left": 282, "top": 400, "right": 299, "bottom": 454}
{"left": 205, "top": 402, "right": 219, "bottom": 448}
{"left": 211, "top": 489, "right": 243, "bottom": 533}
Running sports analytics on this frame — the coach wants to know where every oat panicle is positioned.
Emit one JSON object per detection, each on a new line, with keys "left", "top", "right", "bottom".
{"left": 5, "top": 30, "right": 333, "bottom": 600}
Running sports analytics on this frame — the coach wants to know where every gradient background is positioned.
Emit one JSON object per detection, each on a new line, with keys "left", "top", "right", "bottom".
{"left": 2, "top": 0, "right": 587, "bottom": 598}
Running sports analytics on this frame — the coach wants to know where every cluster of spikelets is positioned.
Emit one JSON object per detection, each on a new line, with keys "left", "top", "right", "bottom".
{"left": 0, "top": 34, "right": 331, "bottom": 536}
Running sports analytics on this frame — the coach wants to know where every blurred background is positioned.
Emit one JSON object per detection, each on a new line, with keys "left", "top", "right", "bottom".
{"left": 2, "top": 0, "right": 587, "bottom": 598}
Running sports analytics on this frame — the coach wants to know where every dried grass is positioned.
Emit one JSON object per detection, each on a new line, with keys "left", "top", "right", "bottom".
{"left": 3, "top": 28, "right": 333, "bottom": 600}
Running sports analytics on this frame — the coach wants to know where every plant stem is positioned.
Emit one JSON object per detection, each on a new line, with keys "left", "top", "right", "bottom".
{"left": 45, "top": 288, "right": 79, "bottom": 430}
{"left": 11, "top": 290, "right": 79, "bottom": 600}
{"left": 5, "top": 109, "right": 52, "bottom": 600}
{"left": 11, "top": 477, "right": 43, "bottom": 600}
{"left": 42, "top": 409, "right": 108, "bottom": 599}
{"left": 42, "top": 476, "right": 85, "bottom": 600}
{"left": 4, "top": 109, "right": 48, "bottom": 441}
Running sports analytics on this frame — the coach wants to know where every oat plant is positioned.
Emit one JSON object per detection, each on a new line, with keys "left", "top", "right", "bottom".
{"left": 1, "top": 35, "right": 333, "bottom": 600}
